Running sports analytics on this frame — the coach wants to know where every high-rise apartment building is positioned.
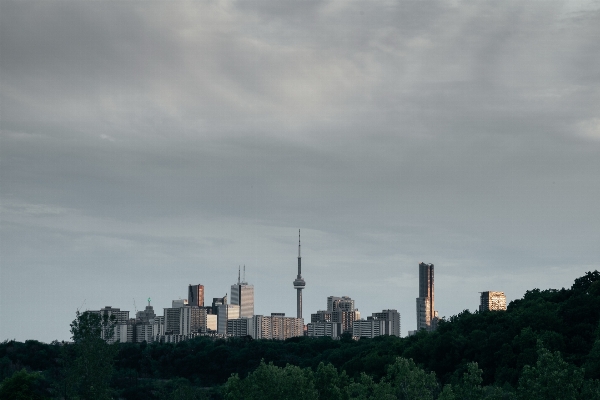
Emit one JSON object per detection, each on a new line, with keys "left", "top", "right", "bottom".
{"left": 188, "top": 284, "right": 205, "bottom": 307}
{"left": 227, "top": 317, "right": 254, "bottom": 337}
{"left": 332, "top": 310, "right": 360, "bottom": 334}
{"left": 90, "top": 306, "right": 130, "bottom": 343}
{"left": 311, "top": 310, "right": 332, "bottom": 323}
{"left": 313, "top": 295, "right": 359, "bottom": 336}
{"left": 479, "top": 291, "right": 507, "bottom": 312}
{"left": 416, "top": 262, "right": 438, "bottom": 331}
{"left": 226, "top": 314, "right": 303, "bottom": 340}
{"left": 369, "top": 309, "right": 401, "bottom": 337}
{"left": 152, "top": 316, "right": 165, "bottom": 337}
{"left": 136, "top": 323, "right": 153, "bottom": 343}
{"left": 306, "top": 321, "right": 339, "bottom": 338}
{"left": 231, "top": 266, "right": 254, "bottom": 318}
{"left": 164, "top": 307, "right": 184, "bottom": 335}
{"left": 92, "top": 306, "right": 130, "bottom": 324}
{"left": 353, "top": 319, "right": 385, "bottom": 338}
{"left": 327, "top": 296, "right": 355, "bottom": 312}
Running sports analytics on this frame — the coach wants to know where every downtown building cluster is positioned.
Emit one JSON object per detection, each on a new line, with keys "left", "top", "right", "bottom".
{"left": 88, "top": 232, "right": 506, "bottom": 344}
{"left": 90, "top": 266, "right": 306, "bottom": 344}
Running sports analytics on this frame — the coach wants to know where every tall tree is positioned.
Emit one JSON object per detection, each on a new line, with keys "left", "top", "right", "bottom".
{"left": 66, "top": 311, "right": 118, "bottom": 400}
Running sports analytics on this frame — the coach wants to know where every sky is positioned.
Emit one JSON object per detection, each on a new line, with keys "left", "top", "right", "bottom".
{"left": 1, "top": 0, "right": 599, "bottom": 342}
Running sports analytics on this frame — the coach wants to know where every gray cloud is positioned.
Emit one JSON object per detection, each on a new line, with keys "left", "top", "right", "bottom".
{"left": 1, "top": 0, "right": 599, "bottom": 341}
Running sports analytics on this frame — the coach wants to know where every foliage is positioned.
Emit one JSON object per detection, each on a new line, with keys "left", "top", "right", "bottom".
{"left": 223, "top": 359, "right": 318, "bottom": 400}
{"left": 517, "top": 342, "right": 584, "bottom": 400}
{"left": 157, "top": 377, "right": 209, "bottom": 400}
{"left": 65, "top": 311, "right": 119, "bottom": 399}
{"left": 0, "top": 368, "right": 48, "bottom": 399}
{"left": 382, "top": 357, "right": 439, "bottom": 399}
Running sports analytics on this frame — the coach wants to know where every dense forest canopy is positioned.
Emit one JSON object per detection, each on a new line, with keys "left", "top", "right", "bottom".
{"left": 2, "top": 271, "right": 600, "bottom": 399}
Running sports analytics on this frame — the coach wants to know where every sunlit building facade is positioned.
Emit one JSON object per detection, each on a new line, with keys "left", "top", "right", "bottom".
{"left": 416, "top": 262, "right": 438, "bottom": 331}
{"left": 479, "top": 291, "right": 507, "bottom": 312}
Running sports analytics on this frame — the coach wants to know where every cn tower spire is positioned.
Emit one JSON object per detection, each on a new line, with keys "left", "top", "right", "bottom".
{"left": 293, "top": 229, "right": 306, "bottom": 320}
{"left": 298, "top": 229, "right": 301, "bottom": 274}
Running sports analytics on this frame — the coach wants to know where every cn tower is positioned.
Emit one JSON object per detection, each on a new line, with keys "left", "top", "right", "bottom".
{"left": 293, "top": 229, "right": 306, "bottom": 319}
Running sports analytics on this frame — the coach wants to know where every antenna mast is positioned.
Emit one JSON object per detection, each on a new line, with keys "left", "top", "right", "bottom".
{"left": 293, "top": 229, "right": 306, "bottom": 319}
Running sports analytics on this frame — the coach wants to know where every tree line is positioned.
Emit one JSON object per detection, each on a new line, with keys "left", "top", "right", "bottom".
{"left": 1, "top": 271, "right": 600, "bottom": 399}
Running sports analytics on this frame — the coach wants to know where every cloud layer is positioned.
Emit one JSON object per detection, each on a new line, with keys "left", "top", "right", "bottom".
{"left": 1, "top": 1, "right": 599, "bottom": 341}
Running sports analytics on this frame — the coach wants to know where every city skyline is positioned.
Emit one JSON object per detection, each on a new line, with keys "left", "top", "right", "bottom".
{"left": 2, "top": 1, "right": 599, "bottom": 342}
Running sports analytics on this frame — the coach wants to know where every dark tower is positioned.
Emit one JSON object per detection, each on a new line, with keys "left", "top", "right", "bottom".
{"left": 417, "top": 262, "right": 437, "bottom": 331}
{"left": 293, "top": 229, "right": 306, "bottom": 319}
{"left": 188, "top": 284, "right": 204, "bottom": 307}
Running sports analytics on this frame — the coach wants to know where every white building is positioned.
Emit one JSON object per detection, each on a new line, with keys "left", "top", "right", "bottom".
{"left": 353, "top": 319, "right": 385, "bottom": 339}
{"left": 152, "top": 316, "right": 165, "bottom": 337}
{"left": 306, "top": 321, "right": 338, "bottom": 338}
{"left": 370, "top": 309, "right": 401, "bottom": 337}
{"left": 206, "top": 314, "right": 217, "bottom": 332}
{"left": 89, "top": 306, "right": 130, "bottom": 343}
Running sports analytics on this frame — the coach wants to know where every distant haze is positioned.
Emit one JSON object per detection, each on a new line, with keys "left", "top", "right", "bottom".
{"left": 1, "top": 1, "right": 599, "bottom": 342}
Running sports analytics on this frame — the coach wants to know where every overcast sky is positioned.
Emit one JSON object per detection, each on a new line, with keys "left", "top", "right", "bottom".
{"left": 1, "top": 1, "right": 599, "bottom": 342}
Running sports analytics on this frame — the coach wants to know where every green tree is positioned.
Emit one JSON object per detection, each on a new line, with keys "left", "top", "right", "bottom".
{"left": 223, "top": 360, "right": 318, "bottom": 400}
{"left": 438, "top": 384, "right": 457, "bottom": 400}
{"left": 517, "top": 342, "right": 584, "bottom": 400}
{"left": 345, "top": 372, "right": 391, "bottom": 400}
{"left": 453, "top": 362, "right": 484, "bottom": 400}
{"left": 158, "top": 377, "right": 208, "bottom": 400}
{"left": 383, "top": 357, "right": 438, "bottom": 400}
{"left": 0, "top": 368, "right": 47, "bottom": 399}
{"left": 314, "top": 362, "right": 350, "bottom": 400}
{"left": 66, "top": 311, "right": 118, "bottom": 400}
{"left": 579, "top": 379, "right": 600, "bottom": 399}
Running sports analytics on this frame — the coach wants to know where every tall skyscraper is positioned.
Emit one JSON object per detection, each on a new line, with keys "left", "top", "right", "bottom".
{"left": 231, "top": 266, "right": 254, "bottom": 318}
{"left": 188, "top": 284, "right": 204, "bottom": 307}
{"left": 479, "top": 291, "right": 507, "bottom": 312}
{"left": 293, "top": 230, "right": 306, "bottom": 319}
{"left": 416, "top": 262, "right": 438, "bottom": 331}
